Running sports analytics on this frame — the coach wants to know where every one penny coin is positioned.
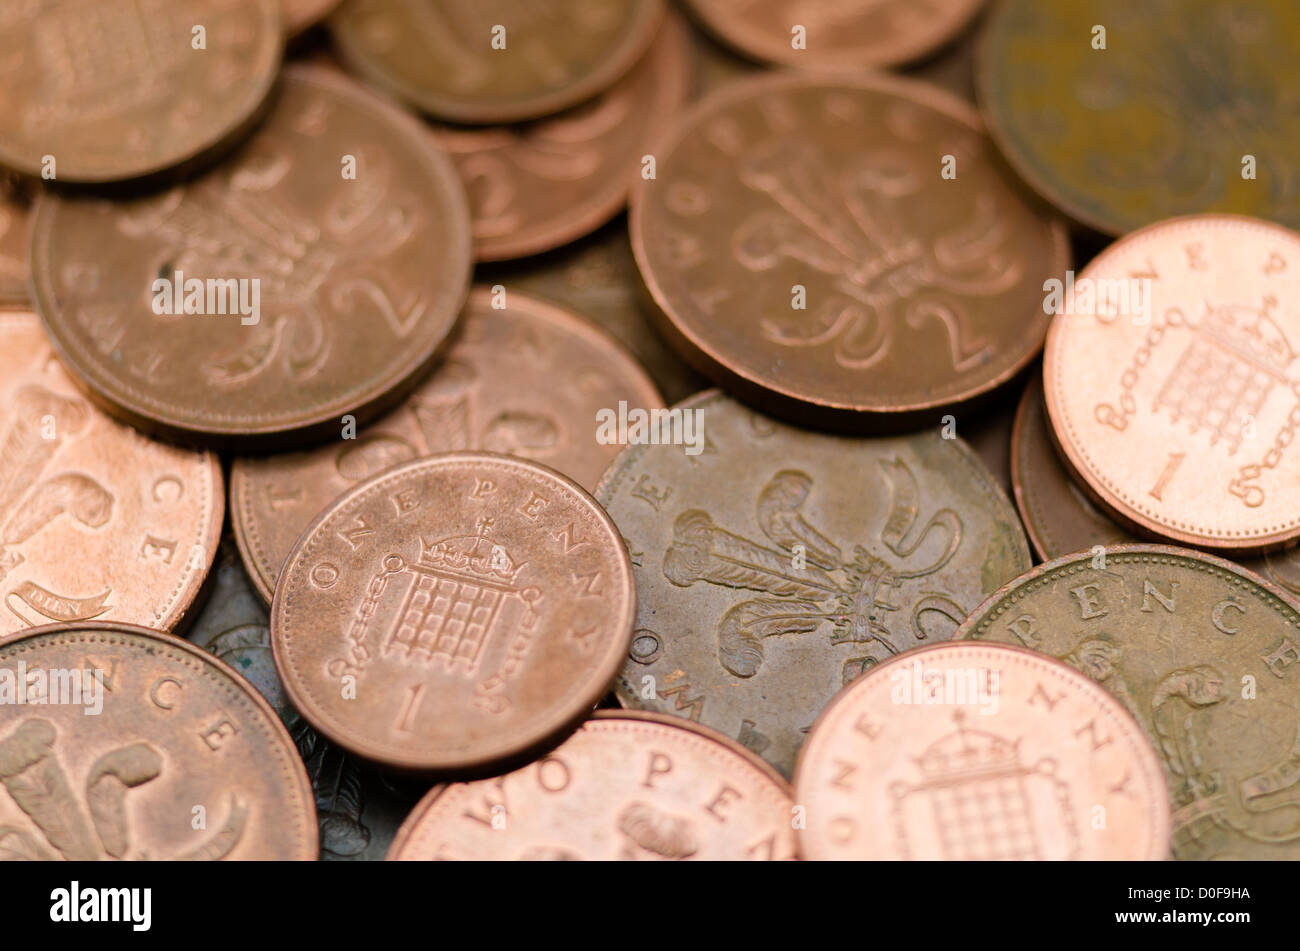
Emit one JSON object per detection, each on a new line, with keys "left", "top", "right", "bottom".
{"left": 794, "top": 641, "right": 1171, "bottom": 859}
{"left": 0, "top": 622, "right": 316, "bottom": 860}
{"left": 31, "top": 66, "right": 472, "bottom": 449}
{"left": 271, "top": 453, "right": 635, "bottom": 772}
{"left": 387, "top": 711, "right": 795, "bottom": 860}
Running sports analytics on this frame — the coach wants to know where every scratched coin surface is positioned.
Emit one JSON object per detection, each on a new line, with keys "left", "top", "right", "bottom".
{"left": 31, "top": 66, "right": 472, "bottom": 448}
{"left": 683, "top": 0, "right": 985, "bottom": 70}
{"left": 594, "top": 390, "right": 1031, "bottom": 776}
{"left": 331, "top": 0, "right": 666, "bottom": 124}
{"left": 955, "top": 545, "right": 1300, "bottom": 859}
{"left": 0, "top": 175, "right": 30, "bottom": 308}
{"left": 1044, "top": 216, "right": 1300, "bottom": 554}
{"left": 794, "top": 642, "right": 1170, "bottom": 859}
{"left": 0, "top": 623, "right": 316, "bottom": 860}
{"left": 978, "top": 0, "right": 1300, "bottom": 235}
{"left": 431, "top": 11, "right": 688, "bottom": 261}
{"left": 0, "top": 0, "right": 282, "bottom": 183}
{"left": 388, "top": 711, "right": 795, "bottom": 860}
{"left": 232, "top": 287, "right": 663, "bottom": 603}
{"left": 271, "top": 453, "right": 635, "bottom": 772}
{"left": 283, "top": 0, "right": 341, "bottom": 35}
{"left": 0, "top": 313, "right": 222, "bottom": 639}
{"left": 630, "top": 73, "right": 1068, "bottom": 429}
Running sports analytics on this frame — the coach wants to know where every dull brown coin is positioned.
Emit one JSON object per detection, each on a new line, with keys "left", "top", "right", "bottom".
{"left": 0, "top": 0, "right": 282, "bottom": 184}
{"left": 232, "top": 286, "right": 663, "bottom": 603}
{"left": 629, "top": 72, "right": 1068, "bottom": 430}
{"left": 0, "top": 174, "right": 30, "bottom": 309}
{"left": 283, "top": 0, "right": 341, "bottom": 36}
{"left": 1044, "top": 215, "right": 1300, "bottom": 554}
{"left": 30, "top": 66, "right": 472, "bottom": 449}
{"left": 0, "top": 622, "right": 316, "bottom": 860}
{"left": 595, "top": 390, "right": 1030, "bottom": 776}
{"left": 388, "top": 710, "right": 795, "bottom": 860}
{"left": 271, "top": 453, "right": 635, "bottom": 772}
{"left": 794, "top": 641, "right": 1171, "bottom": 859}
{"left": 330, "top": 0, "right": 665, "bottom": 124}
{"left": 431, "top": 10, "right": 688, "bottom": 261}
{"left": 0, "top": 313, "right": 222, "bottom": 639}
{"left": 954, "top": 545, "right": 1300, "bottom": 859}
{"left": 683, "top": 0, "right": 984, "bottom": 70}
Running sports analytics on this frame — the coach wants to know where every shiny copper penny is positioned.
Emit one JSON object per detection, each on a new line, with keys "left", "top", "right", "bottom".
{"left": 0, "top": 313, "right": 221, "bottom": 639}
{"left": 388, "top": 711, "right": 795, "bottom": 860}
{"left": 978, "top": 0, "right": 1300, "bottom": 236}
{"left": 431, "top": 11, "right": 688, "bottom": 261}
{"left": 271, "top": 453, "right": 635, "bottom": 772}
{"left": 31, "top": 66, "right": 472, "bottom": 449}
{"left": 0, "top": 175, "right": 30, "bottom": 309}
{"left": 684, "top": 0, "right": 984, "bottom": 70}
{"left": 232, "top": 287, "right": 663, "bottom": 603}
{"left": 595, "top": 390, "right": 1030, "bottom": 776}
{"left": 1044, "top": 215, "right": 1300, "bottom": 554}
{"left": 0, "top": 0, "right": 282, "bottom": 184}
{"left": 794, "top": 641, "right": 1170, "bottom": 859}
{"left": 629, "top": 72, "right": 1068, "bottom": 430}
{"left": 283, "top": 0, "right": 341, "bottom": 36}
{"left": 955, "top": 545, "right": 1300, "bottom": 859}
{"left": 330, "top": 0, "right": 666, "bottom": 124}
{"left": 0, "top": 622, "right": 316, "bottom": 860}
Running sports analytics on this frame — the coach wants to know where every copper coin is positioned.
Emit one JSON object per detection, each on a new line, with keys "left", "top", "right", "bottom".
{"left": 271, "top": 452, "right": 635, "bottom": 772}
{"left": 387, "top": 710, "right": 795, "bottom": 860}
{"left": 231, "top": 286, "right": 663, "bottom": 603}
{"left": 0, "top": 313, "right": 222, "bottom": 639}
{"left": 0, "top": 0, "right": 282, "bottom": 184}
{"left": 794, "top": 641, "right": 1170, "bottom": 859}
{"left": 431, "top": 11, "right": 688, "bottom": 261}
{"left": 629, "top": 72, "right": 1068, "bottom": 430}
{"left": 0, "top": 174, "right": 30, "bottom": 309}
{"left": 683, "top": 0, "right": 985, "bottom": 70}
{"left": 1044, "top": 215, "right": 1300, "bottom": 554}
{"left": 283, "top": 0, "right": 341, "bottom": 36}
{"left": 978, "top": 0, "right": 1300, "bottom": 236}
{"left": 30, "top": 66, "right": 472, "bottom": 449}
{"left": 330, "top": 0, "right": 666, "bottom": 124}
{"left": 955, "top": 545, "right": 1300, "bottom": 859}
{"left": 595, "top": 390, "right": 1030, "bottom": 776}
{"left": 0, "top": 622, "right": 316, "bottom": 860}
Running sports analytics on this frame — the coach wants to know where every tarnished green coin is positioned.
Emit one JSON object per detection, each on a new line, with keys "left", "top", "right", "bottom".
{"left": 956, "top": 544, "right": 1300, "bottom": 859}
{"left": 978, "top": 0, "right": 1300, "bottom": 234}
{"left": 594, "top": 390, "right": 1031, "bottom": 776}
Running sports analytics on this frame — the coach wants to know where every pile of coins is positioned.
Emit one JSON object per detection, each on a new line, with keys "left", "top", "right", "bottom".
{"left": 0, "top": 0, "right": 1297, "bottom": 862}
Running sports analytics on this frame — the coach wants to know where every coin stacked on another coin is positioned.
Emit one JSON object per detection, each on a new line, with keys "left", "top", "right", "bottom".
{"left": 0, "top": 0, "right": 1297, "bottom": 864}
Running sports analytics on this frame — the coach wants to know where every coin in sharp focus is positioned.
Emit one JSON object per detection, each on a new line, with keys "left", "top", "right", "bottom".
{"left": 30, "top": 66, "right": 472, "bottom": 449}
{"left": 0, "top": 622, "right": 316, "bottom": 860}
{"left": 794, "top": 641, "right": 1171, "bottom": 859}
{"left": 0, "top": 174, "right": 31, "bottom": 309}
{"left": 283, "top": 0, "right": 341, "bottom": 36}
{"left": 271, "top": 453, "right": 635, "bottom": 772}
{"left": 954, "top": 545, "right": 1300, "bottom": 859}
{"left": 430, "top": 10, "right": 688, "bottom": 262}
{"left": 1044, "top": 215, "right": 1300, "bottom": 554}
{"left": 978, "top": 0, "right": 1300, "bottom": 236}
{"left": 330, "top": 0, "right": 666, "bottom": 124}
{"left": 0, "top": 0, "right": 282, "bottom": 184}
{"left": 594, "top": 390, "right": 1031, "bottom": 777}
{"left": 629, "top": 72, "right": 1068, "bottom": 430}
{"left": 387, "top": 711, "right": 795, "bottom": 860}
{"left": 682, "top": 0, "right": 984, "bottom": 70}
{"left": 0, "top": 313, "right": 222, "bottom": 640}
{"left": 231, "top": 286, "right": 663, "bottom": 603}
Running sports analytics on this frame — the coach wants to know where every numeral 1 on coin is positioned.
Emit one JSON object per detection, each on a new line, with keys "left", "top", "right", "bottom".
{"left": 1148, "top": 453, "right": 1185, "bottom": 501}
